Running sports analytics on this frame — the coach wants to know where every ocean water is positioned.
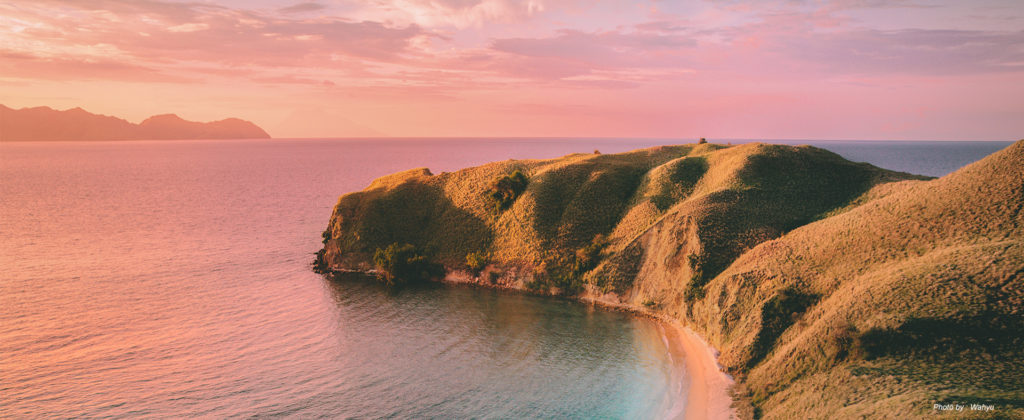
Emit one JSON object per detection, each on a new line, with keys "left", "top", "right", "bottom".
{"left": 0, "top": 138, "right": 1011, "bottom": 418}
{"left": 760, "top": 139, "right": 1014, "bottom": 178}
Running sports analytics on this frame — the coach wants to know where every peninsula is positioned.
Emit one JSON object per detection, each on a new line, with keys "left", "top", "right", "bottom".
{"left": 0, "top": 105, "right": 270, "bottom": 141}
{"left": 316, "top": 141, "right": 1024, "bottom": 419}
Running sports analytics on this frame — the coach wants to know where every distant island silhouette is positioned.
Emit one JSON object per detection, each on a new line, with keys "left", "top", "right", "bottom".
{"left": 0, "top": 105, "right": 270, "bottom": 141}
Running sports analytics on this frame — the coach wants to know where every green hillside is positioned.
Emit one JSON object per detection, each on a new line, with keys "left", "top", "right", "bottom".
{"left": 317, "top": 140, "right": 1023, "bottom": 419}
{"left": 691, "top": 140, "right": 1024, "bottom": 418}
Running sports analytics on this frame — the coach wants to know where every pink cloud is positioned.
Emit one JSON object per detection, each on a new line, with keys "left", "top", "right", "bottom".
{"left": 780, "top": 29, "right": 1024, "bottom": 75}
{"left": 0, "top": 0, "right": 429, "bottom": 76}
{"left": 0, "top": 0, "right": 1021, "bottom": 139}
{"left": 0, "top": 50, "right": 192, "bottom": 83}
{"left": 278, "top": 3, "right": 328, "bottom": 14}
{"left": 251, "top": 75, "right": 336, "bottom": 86}
{"left": 348, "top": 0, "right": 548, "bottom": 28}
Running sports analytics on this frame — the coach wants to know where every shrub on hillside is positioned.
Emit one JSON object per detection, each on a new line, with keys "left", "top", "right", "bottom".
{"left": 685, "top": 275, "right": 706, "bottom": 302}
{"left": 819, "top": 322, "right": 863, "bottom": 364}
{"left": 551, "top": 271, "right": 584, "bottom": 295}
{"left": 525, "top": 277, "right": 548, "bottom": 292}
{"left": 373, "top": 243, "right": 441, "bottom": 287}
{"left": 465, "top": 250, "right": 490, "bottom": 274}
{"left": 487, "top": 170, "right": 529, "bottom": 212}
{"left": 572, "top": 234, "right": 608, "bottom": 274}
{"left": 684, "top": 253, "right": 709, "bottom": 302}
{"left": 520, "top": 234, "right": 610, "bottom": 296}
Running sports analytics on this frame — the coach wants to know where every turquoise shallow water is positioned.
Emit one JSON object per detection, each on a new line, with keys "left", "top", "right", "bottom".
{"left": 0, "top": 138, "right": 1009, "bottom": 418}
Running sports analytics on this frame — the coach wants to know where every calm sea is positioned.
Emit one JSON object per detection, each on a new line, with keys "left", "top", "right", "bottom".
{"left": 0, "top": 138, "right": 1012, "bottom": 418}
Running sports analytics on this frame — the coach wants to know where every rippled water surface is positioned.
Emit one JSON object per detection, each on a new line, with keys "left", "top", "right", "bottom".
{"left": 1, "top": 138, "right": 1010, "bottom": 418}
{"left": 2, "top": 139, "right": 685, "bottom": 419}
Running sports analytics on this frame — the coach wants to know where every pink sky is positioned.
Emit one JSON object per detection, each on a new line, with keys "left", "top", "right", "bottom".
{"left": 1, "top": 0, "right": 1022, "bottom": 139}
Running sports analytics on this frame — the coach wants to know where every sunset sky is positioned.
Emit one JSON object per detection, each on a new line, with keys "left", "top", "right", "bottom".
{"left": 1, "top": 0, "right": 1022, "bottom": 139}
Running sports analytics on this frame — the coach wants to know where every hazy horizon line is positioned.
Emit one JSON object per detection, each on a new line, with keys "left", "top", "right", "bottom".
{"left": 6, "top": 137, "right": 1015, "bottom": 143}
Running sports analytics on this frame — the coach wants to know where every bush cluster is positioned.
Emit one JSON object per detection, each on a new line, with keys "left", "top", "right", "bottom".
{"left": 487, "top": 170, "right": 528, "bottom": 212}
{"left": 465, "top": 250, "right": 490, "bottom": 274}
{"left": 372, "top": 243, "right": 441, "bottom": 287}
{"left": 572, "top": 234, "right": 608, "bottom": 274}
{"left": 527, "top": 235, "right": 610, "bottom": 296}
{"left": 684, "top": 253, "right": 709, "bottom": 302}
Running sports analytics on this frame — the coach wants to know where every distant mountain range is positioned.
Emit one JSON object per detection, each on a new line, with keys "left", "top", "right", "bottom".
{"left": 0, "top": 105, "right": 270, "bottom": 141}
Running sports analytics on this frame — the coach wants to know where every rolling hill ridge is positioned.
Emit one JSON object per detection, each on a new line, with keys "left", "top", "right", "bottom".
{"left": 317, "top": 140, "right": 1023, "bottom": 419}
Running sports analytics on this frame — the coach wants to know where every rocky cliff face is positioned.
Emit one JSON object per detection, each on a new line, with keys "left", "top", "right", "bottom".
{"left": 0, "top": 105, "right": 270, "bottom": 141}
{"left": 318, "top": 141, "right": 1024, "bottom": 419}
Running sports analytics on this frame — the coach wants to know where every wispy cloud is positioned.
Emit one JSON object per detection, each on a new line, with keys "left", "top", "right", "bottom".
{"left": 0, "top": 52, "right": 192, "bottom": 82}
{"left": 0, "top": 0, "right": 429, "bottom": 82}
{"left": 1, "top": 0, "right": 1021, "bottom": 139}
{"left": 782, "top": 28, "right": 1024, "bottom": 75}
{"left": 278, "top": 2, "right": 328, "bottom": 14}
{"left": 348, "top": 0, "right": 548, "bottom": 28}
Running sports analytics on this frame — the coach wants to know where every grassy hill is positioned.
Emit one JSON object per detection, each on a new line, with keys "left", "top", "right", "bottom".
{"left": 691, "top": 139, "right": 1024, "bottom": 418}
{"left": 318, "top": 140, "right": 1022, "bottom": 419}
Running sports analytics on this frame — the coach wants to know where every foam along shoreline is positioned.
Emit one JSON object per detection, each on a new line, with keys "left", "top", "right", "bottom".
{"left": 659, "top": 320, "right": 736, "bottom": 420}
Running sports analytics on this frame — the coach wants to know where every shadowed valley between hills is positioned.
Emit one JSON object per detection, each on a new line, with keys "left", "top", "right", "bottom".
{"left": 316, "top": 140, "right": 1024, "bottom": 419}
{"left": 0, "top": 105, "right": 270, "bottom": 141}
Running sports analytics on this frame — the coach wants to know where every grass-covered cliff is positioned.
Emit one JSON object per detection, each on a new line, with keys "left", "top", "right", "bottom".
{"left": 317, "top": 141, "right": 1023, "bottom": 419}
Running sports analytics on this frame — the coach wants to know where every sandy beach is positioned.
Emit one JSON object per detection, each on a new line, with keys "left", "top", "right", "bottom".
{"left": 443, "top": 274, "right": 738, "bottom": 419}
{"left": 659, "top": 320, "right": 736, "bottom": 420}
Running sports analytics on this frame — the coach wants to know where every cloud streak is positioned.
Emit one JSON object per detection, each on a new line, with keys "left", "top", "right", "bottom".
{"left": 350, "top": 0, "right": 548, "bottom": 28}
{"left": 0, "top": 0, "right": 1021, "bottom": 139}
{"left": 278, "top": 2, "right": 328, "bottom": 14}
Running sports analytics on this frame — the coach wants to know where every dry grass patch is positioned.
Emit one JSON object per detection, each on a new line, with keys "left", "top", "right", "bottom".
{"left": 318, "top": 140, "right": 1024, "bottom": 419}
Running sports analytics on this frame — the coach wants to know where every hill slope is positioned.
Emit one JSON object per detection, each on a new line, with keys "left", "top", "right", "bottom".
{"left": 318, "top": 141, "right": 1023, "bottom": 418}
{"left": 693, "top": 139, "right": 1024, "bottom": 418}
{"left": 0, "top": 105, "right": 270, "bottom": 141}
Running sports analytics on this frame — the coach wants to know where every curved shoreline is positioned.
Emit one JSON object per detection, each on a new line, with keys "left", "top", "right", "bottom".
{"left": 579, "top": 297, "right": 736, "bottom": 420}
{"left": 325, "top": 269, "right": 739, "bottom": 418}
{"left": 431, "top": 270, "right": 737, "bottom": 419}
{"left": 660, "top": 320, "right": 736, "bottom": 420}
